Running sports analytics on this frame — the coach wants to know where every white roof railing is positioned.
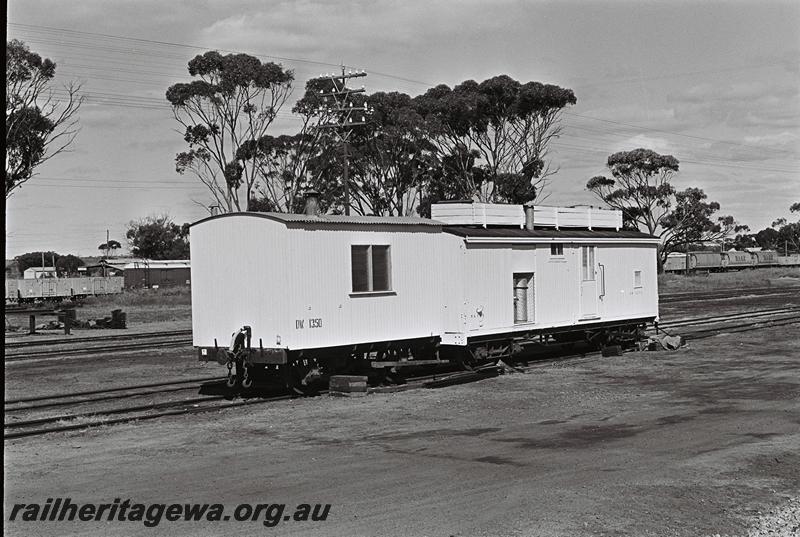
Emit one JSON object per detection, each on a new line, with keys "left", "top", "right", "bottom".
{"left": 430, "top": 202, "right": 622, "bottom": 230}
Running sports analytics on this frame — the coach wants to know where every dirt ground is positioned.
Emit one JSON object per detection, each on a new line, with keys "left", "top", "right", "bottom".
{"left": 5, "top": 321, "right": 799, "bottom": 536}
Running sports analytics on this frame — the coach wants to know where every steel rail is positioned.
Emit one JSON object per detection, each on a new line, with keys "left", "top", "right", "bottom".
{"left": 5, "top": 329, "right": 193, "bottom": 348}
{"left": 5, "top": 338, "right": 193, "bottom": 361}
{"left": 5, "top": 308, "right": 799, "bottom": 440}
{"left": 3, "top": 371, "right": 451, "bottom": 440}
{"left": 656, "top": 306, "right": 800, "bottom": 329}
{"left": 5, "top": 382, "right": 224, "bottom": 413}
{"left": 4, "top": 395, "right": 293, "bottom": 440}
{"left": 659, "top": 286, "right": 799, "bottom": 304}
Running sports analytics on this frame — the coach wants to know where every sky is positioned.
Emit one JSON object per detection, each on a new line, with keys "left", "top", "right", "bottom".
{"left": 6, "top": 0, "right": 800, "bottom": 258}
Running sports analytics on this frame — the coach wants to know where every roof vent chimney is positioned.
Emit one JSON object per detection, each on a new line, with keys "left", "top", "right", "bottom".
{"left": 303, "top": 190, "right": 321, "bottom": 216}
{"left": 523, "top": 202, "right": 535, "bottom": 230}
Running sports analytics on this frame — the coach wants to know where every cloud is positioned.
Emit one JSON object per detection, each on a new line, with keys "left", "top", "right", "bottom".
{"left": 195, "top": 0, "right": 520, "bottom": 69}
{"left": 610, "top": 134, "right": 678, "bottom": 156}
{"left": 667, "top": 79, "right": 800, "bottom": 130}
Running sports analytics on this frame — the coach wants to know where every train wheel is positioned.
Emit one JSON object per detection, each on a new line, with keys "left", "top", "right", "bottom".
{"left": 282, "top": 356, "right": 321, "bottom": 395}
{"left": 442, "top": 347, "right": 474, "bottom": 371}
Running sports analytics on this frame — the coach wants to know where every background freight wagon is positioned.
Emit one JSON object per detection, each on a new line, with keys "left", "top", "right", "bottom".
{"left": 5, "top": 276, "right": 124, "bottom": 303}
{"left": 96, "top": 259, "right": 191, "bottom": 288}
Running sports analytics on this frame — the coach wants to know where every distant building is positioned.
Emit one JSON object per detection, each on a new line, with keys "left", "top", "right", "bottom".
{"left": 87, "top": 258, "right": 191, "bottom": 288}
{"left": 23, "top": 267, "right": 58, "bottom": 279}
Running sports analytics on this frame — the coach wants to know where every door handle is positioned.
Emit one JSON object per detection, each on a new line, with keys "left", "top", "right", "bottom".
{"left": 598, "top": 264, "right": 606, "bottom": 298}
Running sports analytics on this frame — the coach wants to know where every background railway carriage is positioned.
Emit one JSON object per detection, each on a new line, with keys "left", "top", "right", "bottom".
{"left": 5, "top": 276, "right": 124, "bottom": 303}
{"left": 663, "top": 253, "right": 687, "bottom": 273}
{"left": 190, "top": 201, "right": 660, "bottom": 390}
{"left": 752, "top": 250, "right": 778, "bottom": 267}
{"left": 689, "top": 251, "right": 723, "bottom": 271}
{"left": 722, "top": 250, "right": 756, "bottom": 270}
{"left": 777, "top": 254, "right": 800, "bottom": 266}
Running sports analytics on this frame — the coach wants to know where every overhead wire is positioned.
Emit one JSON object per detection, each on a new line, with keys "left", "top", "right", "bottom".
{"left": 6, "top": 21, "right": 799, "bottom": 250}
{"left": 14, "top": 21, "right": 797, "bottom": 160}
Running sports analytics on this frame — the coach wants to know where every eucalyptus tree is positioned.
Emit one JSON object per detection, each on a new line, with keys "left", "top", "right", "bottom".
{"left": 166, "top": 51, "right": 294, "bottom": 212}
{"left": 126, "top": 215, "right": 190, "bottom": 260}
{"left": 582, "top": 149, "right": 754, "bottom": 266}
{"left": 350, "top": 91, "right": 436, "bottom": 216}
{"left": 414, "top": 75, "right": 575, "bottom": 203}
{"left": 586, "top": 148, "right": 680, "bottom": 237}
{"left": 770, "top": 203, "right": 800, "bottom": 254}
{"left": 243, "top": 77, "right": 342, "bottom": 213}
{"left": 6, "top": 39, "right": 82, "bottom": 198}
{"left": 660, "top": 187, "right": 747, "bottom": 263}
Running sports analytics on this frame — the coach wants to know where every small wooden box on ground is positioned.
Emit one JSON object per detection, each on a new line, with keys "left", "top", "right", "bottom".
{"left": 329, "top": 375, "right": 369, "bottom": 395}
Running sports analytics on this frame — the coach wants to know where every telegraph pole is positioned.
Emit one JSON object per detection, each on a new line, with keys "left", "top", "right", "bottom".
{"left": 313, "top": 67, "right": 370, "bottom": 216}
{"left": 105, "top": 229, "right": 110, "bottom": 276}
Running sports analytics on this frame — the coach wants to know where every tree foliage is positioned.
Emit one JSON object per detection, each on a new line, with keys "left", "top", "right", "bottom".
{"left": 126, "top": 215, "right": 190, "bottom": 260}
{"left": 13, "top": 251, "right": 75, "bottom": 274}
{"left": 98, "top": 239, "right": 122, "bottom": 256}
{"left": 414, "top": 75, "right": 575, "bottom": 204}
{"left": 661, "top": 187, "right": 747, "bottom": 261}
{"left": 55, "top": 254, "right": 85, "bottom": 275}
{"left": 166, "top": 51, "right": 294, "bottom": 212}
{"left": 768, "top": 203, "right": 800, "bottom": 253}
{"left": 6, "top": 39, "right": 82, "bottom": 197}
{"left": 347, "top": 91, "right": 437, "bottom": 216}
{"left": 731, "top": 203, "right": 800, "bottom": 253}
{"left": 586, "top": 148, "right": 680, "bottom": 237}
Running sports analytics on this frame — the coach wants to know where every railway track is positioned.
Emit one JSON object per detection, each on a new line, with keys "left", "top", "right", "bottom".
{"left": 503, "top": 306, "right": 800, "bottom": 374}
{"left": 656, "top": 306, "right": 800, "bottom": 330}
{"left": 659, "top": 285, "right": 799, "bottom": 304}
{"left": 6, "top": 286, "right": 797, "bottom": 362}
{"left": 3, "top": 371, "right": 451, "bottom": 440}
{"left": 5, "top": 333, "right": 193, "bottom": 362}
{"left": 4, "top": 375, "right": 224, "bottom": 409}
{"left": 4, "top": 306, "right": 798, "bottom": 440}
{"left": 4, "top": 393, "right": 292, "bottom": 440}
{"left": 4, "top": 329, "right": 192, "bottom": 348}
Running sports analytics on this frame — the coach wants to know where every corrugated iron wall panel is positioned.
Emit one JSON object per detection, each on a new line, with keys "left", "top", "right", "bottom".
{"left": 596, "top": 245, "right": 658, "bottom": 320}
{"left": 191, "top": 217, "right": 446, "bottom": 350}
